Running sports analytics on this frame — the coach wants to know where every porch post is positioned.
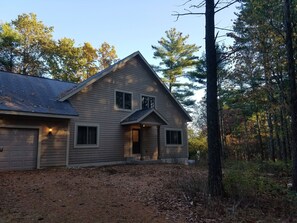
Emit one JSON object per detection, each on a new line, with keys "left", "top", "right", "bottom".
{"left": 140, "top": 125, "right": 145, "bottom": 160}
{"left": 157, "top": 125, "right": 161, "bottom": 160}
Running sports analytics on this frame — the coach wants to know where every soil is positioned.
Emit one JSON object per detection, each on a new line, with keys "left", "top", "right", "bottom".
{"left": 0, "top": 164, "right": 296, "bottom": 223}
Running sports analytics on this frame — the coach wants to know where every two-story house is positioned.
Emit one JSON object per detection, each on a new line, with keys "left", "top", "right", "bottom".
{"left": 0, "top": 51, "right": 192, "bottom": 170}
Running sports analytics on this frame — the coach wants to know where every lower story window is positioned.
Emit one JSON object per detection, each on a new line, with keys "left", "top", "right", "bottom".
{"left": 166, "top": 129, "right": 182, "bottom": 145}
{"left": 75, "top": 123, "right": 99, "bottom": 147}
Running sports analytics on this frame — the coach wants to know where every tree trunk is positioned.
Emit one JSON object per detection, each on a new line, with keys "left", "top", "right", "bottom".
{"left": 242, "top": 116, "right": 250, "bottom": 160}
{"left": 284, "top": 115, "right": 292, "bottom": 160}
{"left": 256, "top": 113, "right": 264, "bottom": 160}
{"left": 274, "top": 114, "right": 282, "bottom": 160}
{"left": 267, "top": 113, "right": 275, "bottom": 162}
{"left": 219, "top": 100, "right": 225, "bottom": 159}
{"left": 206, "top": 0, "right": 224, "bottom": 197}
{"left": 284, "top": 0, "right": 297, "bottom": 191}
{"left": 280, "top": 109, "right": 288, "bottom": 162}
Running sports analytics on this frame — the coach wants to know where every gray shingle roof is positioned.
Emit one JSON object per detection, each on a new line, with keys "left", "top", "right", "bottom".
{"left": 121, "top": 108, "right": 168, "bottom": 125}
{"left": 0, "top": 71, "right": 78, "bottom": 117}
{"left": 121, "top": 108, "right": 154, "bottom": 123}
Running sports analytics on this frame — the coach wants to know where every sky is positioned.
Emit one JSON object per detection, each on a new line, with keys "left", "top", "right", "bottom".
{"left": 0, "top": 0, "right": 239, "bottom": 65}
{"left": 1, "top": 1, "right": 239, "bottom": 101}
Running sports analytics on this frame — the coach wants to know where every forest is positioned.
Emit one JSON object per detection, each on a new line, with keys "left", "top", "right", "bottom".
{"left": 1, "top": 0, "right": 297, "bottom": 219}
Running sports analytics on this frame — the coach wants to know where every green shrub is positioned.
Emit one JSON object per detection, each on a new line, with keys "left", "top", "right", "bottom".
{"left": 223, "top": 161, "right": 290, "bottom": 201}
{"left": 188, "top": 130, "right": 208, "bottom": 160}
{"left": 258, "top": 160, "right": 292, "bottom": 176}
{"left": 224, "top": 167, "right": 258, "bottom": 200}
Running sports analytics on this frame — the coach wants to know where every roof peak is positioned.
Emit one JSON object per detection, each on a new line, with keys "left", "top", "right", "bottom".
{"left": 58, "top": 51, "right": 143, "bottom": 101}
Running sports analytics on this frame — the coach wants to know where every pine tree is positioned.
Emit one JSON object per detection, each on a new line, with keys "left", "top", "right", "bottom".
{"left": 152, "top": 28, "right": 200, "bottom": 109}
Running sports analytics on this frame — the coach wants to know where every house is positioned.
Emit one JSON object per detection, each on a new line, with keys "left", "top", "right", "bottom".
{"left": 0, "top": 51, "right": 192, "bottom": 170}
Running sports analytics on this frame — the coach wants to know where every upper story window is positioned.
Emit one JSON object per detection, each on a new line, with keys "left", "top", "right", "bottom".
{"left": 115, "top": 90, "right": 132, "bottom": 110}
{"left": 141, "top": 95, "right": 155, "bottom": 109}
{"left": 166, "top": 129, "right": 182, "bottom": 145}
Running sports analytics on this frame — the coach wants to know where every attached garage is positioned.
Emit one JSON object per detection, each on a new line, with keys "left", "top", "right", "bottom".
{"left": 0, "top": 128, "right": 39, "bottom": 170}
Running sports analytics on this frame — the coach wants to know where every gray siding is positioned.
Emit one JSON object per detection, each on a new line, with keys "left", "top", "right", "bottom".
{"left": 68, "top": 57, "right": 189, "bottom": 165}
{"left": 142, "top": 126, "right": 158, "bottom": 159}
{"left": 0, "top": 115, "right": 69, "bottom": 168}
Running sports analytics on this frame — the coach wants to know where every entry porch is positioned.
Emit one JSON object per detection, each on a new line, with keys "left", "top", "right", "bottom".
{"left": 121, "top": 109, "right": 168, "bottom": 161}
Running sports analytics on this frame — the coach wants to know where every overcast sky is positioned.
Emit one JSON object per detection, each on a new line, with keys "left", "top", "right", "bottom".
{"left": 1, "top": 0, "right": 238, "bottom": 65}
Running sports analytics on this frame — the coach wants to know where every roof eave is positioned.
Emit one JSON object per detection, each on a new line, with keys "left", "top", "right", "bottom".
{"left": 121, "top": 121, "right": 166, "bottom": 126}
{"left": 120, "top": 109, "right": 169, "bottom": 126}
{"left": 0, "top": 110, "right": 78, "bottom": 119}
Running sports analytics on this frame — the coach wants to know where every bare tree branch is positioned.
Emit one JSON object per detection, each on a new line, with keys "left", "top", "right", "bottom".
{"left": 215, "top": 26, "right": 234, "bottom": 32}
{"left": 215, "top": 31, "right": 220, "bottom": 42}
{"left": 173, "top": 0, "right": 238, "bottom": 21}
{"left": 215, "top": 0, "right": 221, "bottom": 9}
{"left": 215, "top": 0, "right": 238, "bottom": 13}
{"left": 172, "top": 11, "right": 205, "bottom": 21}
{"left": 190, "top": 1, "right": 206, "bottom": 9}
{"left": 177, "top": 0, "right": 193, "bottom": 7}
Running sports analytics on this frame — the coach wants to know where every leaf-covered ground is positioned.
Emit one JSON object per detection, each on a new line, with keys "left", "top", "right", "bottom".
{"left": 0, "top": 164, "right": 296, "bottom": 222}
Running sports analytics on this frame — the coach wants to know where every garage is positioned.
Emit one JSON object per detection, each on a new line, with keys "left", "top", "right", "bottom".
{"left": 0, "top": 128, "right": 39, "bottom": 170}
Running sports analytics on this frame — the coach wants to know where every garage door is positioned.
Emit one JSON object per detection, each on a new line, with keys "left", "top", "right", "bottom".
{"left": 0, "top": 128, "right": 38, "bottom": 170}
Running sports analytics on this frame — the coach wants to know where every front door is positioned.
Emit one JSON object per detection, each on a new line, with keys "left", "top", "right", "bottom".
{"left": 132, "top": 129, "right": 140, "bottom": 154}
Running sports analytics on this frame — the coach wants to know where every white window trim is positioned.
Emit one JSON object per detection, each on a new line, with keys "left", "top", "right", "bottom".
{"left": 74, "top": 122, "right": 100, "bottom": 148}
{"left": 140, "top": 94, "right": 156, "bottom": 109}
{"left": 114, "top": 89, "right": 133, "bottom": 111}
{"left": 165, "top": 128, "right": 183, "bottom": 146}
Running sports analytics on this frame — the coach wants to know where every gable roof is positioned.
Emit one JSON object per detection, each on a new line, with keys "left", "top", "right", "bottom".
{"left": 0, "top": 71, "right": 78, "bottom": 118}
{"left": 58, "top": 51, "right": 192, "bottom": 121}
{"left": 121, "top": 108, "right": 168, "bottom": 126}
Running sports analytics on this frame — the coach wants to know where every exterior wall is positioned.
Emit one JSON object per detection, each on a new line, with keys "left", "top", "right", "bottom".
{"left": 0, "top": 114, "right": 69, "bottom": 168}
{"left": 142, "top": 126, "right": 158, "bottom": 160}
{"left": 123, "top": 125, "right": 158, "bottom": 160}
{"left": 68, "top": 57, "right": 189, "bottom": 165}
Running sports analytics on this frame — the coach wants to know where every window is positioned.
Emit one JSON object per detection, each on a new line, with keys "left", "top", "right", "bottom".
{"left": 166, "top": 129, "right": 182, "bottom": 145}
{"left": 115, "top": 91, "right": 132, "bottom": 110}
{"left": 141, "top": 95, "right": 155, "bottom": 109}
{"left": 75, "top": 123, "right": 99, "bottom": 147}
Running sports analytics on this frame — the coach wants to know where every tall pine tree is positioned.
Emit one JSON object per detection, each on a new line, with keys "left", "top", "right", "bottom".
{"left": 152, "top": 28, "right": 200, "bottom": 109}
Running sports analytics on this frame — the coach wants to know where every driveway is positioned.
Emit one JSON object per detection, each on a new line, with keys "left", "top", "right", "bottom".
{"left": 0, "top": 164, "right": 192, "bottom": 223}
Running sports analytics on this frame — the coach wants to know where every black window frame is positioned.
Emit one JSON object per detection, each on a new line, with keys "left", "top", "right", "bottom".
{"left": 165, "top": 129, "right": 182, "bottom": 145}
{"left": 141, "top": 95, "right": 155, "bottom": 109}
{"left": 75, "top": 124, "right": 99, "bottom": 148}
{"left": 115, "top": 90, "right": 132, "bottom": 110}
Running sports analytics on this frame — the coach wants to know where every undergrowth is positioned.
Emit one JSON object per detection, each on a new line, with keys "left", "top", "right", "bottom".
{"left": 174, "top": 161, "right": 297, "bottom": 220}
{"left": 223, "top": 161, "right": 297, "bottom": 217}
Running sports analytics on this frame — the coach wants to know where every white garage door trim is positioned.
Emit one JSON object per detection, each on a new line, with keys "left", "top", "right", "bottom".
{"left": 0, "top": 125, "right": 42, "bottom": 169}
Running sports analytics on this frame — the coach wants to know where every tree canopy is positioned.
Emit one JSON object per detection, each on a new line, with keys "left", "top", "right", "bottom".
{"left": 0, "top": 13, "right": 118, "bottom": 82}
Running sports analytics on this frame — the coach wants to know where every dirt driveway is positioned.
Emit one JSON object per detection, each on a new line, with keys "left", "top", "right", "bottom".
{"left": 0, "top": 164, "right": 200, "bottom": 223}
{"left": 2, "top": 164, "right": 295, "bottom": 223}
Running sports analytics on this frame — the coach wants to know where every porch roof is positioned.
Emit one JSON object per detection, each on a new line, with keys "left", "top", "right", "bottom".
{"left": 120, "top": 108, "right": 168, "bottom": 126}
